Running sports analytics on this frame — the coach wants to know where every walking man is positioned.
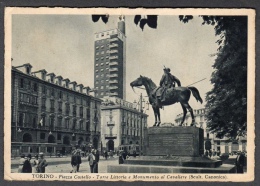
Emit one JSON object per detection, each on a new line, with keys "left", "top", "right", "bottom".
{"left": 88, "top": 149, "right": 97, "bottom": 173}
{"left": 37, "top": 152, "right": 48, "bottom": 173}
{"left": 93, "top": 149, "right": 100, "bottom": 173}
{"left": 76, "top": 150, "right": 82, "bottom": 172}
{"left": 70, "top": 150, "right": 78, "bottom": 173}
{"left": 236, "top": 152, "right": 246, "bottom": 173}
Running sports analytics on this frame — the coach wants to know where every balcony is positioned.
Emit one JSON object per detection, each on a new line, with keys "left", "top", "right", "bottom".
{"left": 110, "top": 44, "right": 118, "bottom": 48}
{"left": 109, "top": 74, "right": 118, "bottom": 78}
{"left": 110, "top": 38, "right": 118, "bottom": 42}
{"left": 104, "top": 134, "right": 117, "bottom": 139}
{"left": 110, "top": 62, "right": 118, "bottom": 66}
{"left": 19, "top": 101, "right": 38, "bottom": 108}
{"left": 107, "top": 121, "right": 115, "bottom": 126}
{"left": 110, "top": 50, "right": 118, "bottom": 54}
{"left": 110, "top": 92, "right": 118, "bottom": 96}
{"left": 54, "top": 127, "right": 87, "bottom": 133}
{"left": 109, "top": 68, "right": 118, "bottom": 72}
{"left": 109, "top": 86, "right": 118, "bottom": 90}
{"left": 109, "top": 80, "right": 118, "bottom": 84}
{"left": 109, "top": 56, "right": 118, "bottom": 60}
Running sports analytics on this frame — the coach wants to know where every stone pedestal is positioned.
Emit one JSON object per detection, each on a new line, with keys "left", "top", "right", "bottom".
{"left": 145, "top": 126, "right": 204, "bottom": 156}
{"left": 107, "top": 126, "right": 235, "bottom": 173}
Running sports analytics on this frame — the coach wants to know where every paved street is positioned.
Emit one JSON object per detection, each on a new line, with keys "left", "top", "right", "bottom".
{"left": 11, "top": 155, "right": 246, "bottom": 173}
{"left": 11, "top": 156, "right": 119, "bottom": 173}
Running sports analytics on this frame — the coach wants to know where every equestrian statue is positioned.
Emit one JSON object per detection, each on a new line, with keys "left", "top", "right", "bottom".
{"left": 130, "top": 67, "right": 203, "bottom": 127}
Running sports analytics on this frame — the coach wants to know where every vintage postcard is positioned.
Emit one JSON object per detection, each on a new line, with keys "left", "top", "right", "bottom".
{"left": 4, "top": 8, "right": 255, "bottom": 181}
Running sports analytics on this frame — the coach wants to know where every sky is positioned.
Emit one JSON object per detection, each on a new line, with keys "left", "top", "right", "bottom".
{"left": 12, "top": 14, "right": 219, "bottom": 126}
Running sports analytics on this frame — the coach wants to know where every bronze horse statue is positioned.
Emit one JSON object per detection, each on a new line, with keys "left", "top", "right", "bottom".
{"left": 130, "top": 75, "right": 203, "bottom": 127}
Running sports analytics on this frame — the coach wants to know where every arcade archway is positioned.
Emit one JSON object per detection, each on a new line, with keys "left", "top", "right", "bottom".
{"left": 107, "top": 140, "right": 114, "bottom": 151}
{"left": 63, "top": 136, "right": 70, "bottom": 145}
{"left": 78, "top": 137, "right": 84, "bottom": 145}
{"left": 22, "top": 133, "right": 32, "bottom": 142}
{"left": 48, "top": 135, "right": 56, "bottom": 143}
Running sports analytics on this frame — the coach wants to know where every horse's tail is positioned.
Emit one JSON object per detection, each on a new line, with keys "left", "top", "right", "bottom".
{"left": 188, "top": 87, "right": 203, "bottom": 104}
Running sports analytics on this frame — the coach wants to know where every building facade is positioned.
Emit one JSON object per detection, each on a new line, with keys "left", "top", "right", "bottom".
{"left": 100, "top": 97, "right": 148, "bottom": 154}
{"left": 175, "top": 108, "right": 247, "bottom": 154}
{"left": 94, "top": 16, "right": 126, "bottom": 99}
{"left": 11, "top": 63, "right": 102, "bottom": 157}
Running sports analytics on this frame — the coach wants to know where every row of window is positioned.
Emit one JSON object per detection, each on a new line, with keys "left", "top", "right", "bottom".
{"left": 95, "top": 73, "right": 112, "bottom": 78}
{"left": 96, "top": 62, "right": 110, "bottom": 67}
{"left": 96, "top": 30, "right": 117, "bottom": 38}
{"left": 96, "top": 80, "right": 110, "bottom": 84}
{"left": 19, "top": 93, "right": 38, "bottom": 105}
{"left": 20, "top": 78, "right": 38, "bottom": 92}
{"left": 42, "top": 87, "right": 90, "bottom": 106}
{"left": 42, "top": 98, "right": 90, "bottom": 117}
{"left": 95, "top": 43, "right": 110, "bottom": 49}
{"left": 95, "top": 56, "right": 110, "bottom": 61}
{"left": 18, "top": 113, "right": 90, "bottom": 131}
{"left": 95, "top": 85, "right": 110, "bottom": 89}
{"left": 20, "top": 77, "right": 87, "bottom": 97}
{"left": 121, "top": 127, "right": 140, "bottom": 137}
{"left": 95, "top": 68, "right": 110, "bottom": 73}
{"left": 96, "top": 50, "right": 110, "bottom": 55}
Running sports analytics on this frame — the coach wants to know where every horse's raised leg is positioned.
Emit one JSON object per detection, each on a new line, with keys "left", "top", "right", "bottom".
{"left": 183, "top": 103, "right": 195, "bottom": 126}
{"left": 152, "top": 106, "right": 157, "bottom": 127}
{"left": 180, "top": 103, "right": 187, "bottom": 126}
{"left": 156, "top": 107, "right": 161, "bottom": 127}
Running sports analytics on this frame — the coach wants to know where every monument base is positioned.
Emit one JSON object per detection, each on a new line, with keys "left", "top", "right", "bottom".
{"left": 124, "top": 156, "right": 222, "bottom": 168}
{"left": 107, "top": 164, "right": 236, "bottom": 173}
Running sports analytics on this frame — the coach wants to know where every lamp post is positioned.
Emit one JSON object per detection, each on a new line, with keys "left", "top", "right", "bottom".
{"left": 133, "top": 93, "right": 148, "bottom": 155}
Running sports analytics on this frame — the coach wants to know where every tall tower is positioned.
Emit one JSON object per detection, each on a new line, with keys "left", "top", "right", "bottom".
{"left": 94, "top": 16, "right": 126, "bottom": 99}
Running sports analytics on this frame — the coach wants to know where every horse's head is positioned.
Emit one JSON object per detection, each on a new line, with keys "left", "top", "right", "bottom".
{"left": 130, "top": 75, "right": 144, "bottom": 88}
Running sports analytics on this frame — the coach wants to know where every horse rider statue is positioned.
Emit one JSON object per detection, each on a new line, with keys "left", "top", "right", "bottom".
{"left": 157, "top": 67, "right": 181, "bottom": 108}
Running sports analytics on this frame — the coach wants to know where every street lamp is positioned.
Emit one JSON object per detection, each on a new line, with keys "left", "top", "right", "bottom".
{"left": 134, "top": 93, "right": 149, "bottom": 155}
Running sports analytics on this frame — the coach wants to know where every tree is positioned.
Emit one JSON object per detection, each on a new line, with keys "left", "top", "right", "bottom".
{"left": 205, "top": 16, "right": 247, "bottom": 139}
{"left": 180, "top": 16, "right": 247, "bottom": 139}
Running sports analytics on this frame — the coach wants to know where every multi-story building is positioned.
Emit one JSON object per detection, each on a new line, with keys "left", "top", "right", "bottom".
{"left": 94, "top": 16, "right": 126, "bottom": 99}
{"left": 11, "top": 63, "right": 102, "bottom": 157}
{"left": 175, "top": 108, "right": 247, "bottom": 154}
{"left": 100, "top": 96, "right": 148, "bottom": 154}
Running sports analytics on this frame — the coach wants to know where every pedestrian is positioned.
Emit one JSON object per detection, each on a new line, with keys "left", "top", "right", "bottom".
{"left": 32, "top": 154, "right": 39, "bottom": 173}
{"left": 76, "top": 150, "right": 82, "bottom": 172}
{"left": 119, "top": 151, "right": 124, "bottom": 164}
{"left": 70, "top": 150, "right": 78, "bottom": 173}
{"left": 122, "top": 151, "right": 127, "bottom": 160}
{"left": 217, "top": 150, "right": 221, "bottom": 156}
{"left": 18, "top": 154, "right": 26, "bottom": 173}
{"left": 212, "top": 149, "right": 216, "bottom": 156}
{"left": 209, "top": 150, "right": 212, "bottom": 158}
{"left": 104, "top": 151, "right": 108, "bottom": 160}
{"left": 22, "top": 154, "right": 32, "bottom": 173}
{"left": 205, "top": 150, "right": 209, "bottom": 157}
{"left": 37, "top": 152, "right": 48, "bottom": 173}
{"left": 88, "top": 149, "right": 97, "bottom": 173}
{"left": 235, "top": 152, "right": 246, "bottom": 173}
{"left": 93, "top": 149, "right": 100, "bottom": 173}
{"left": 133, "top": 150, "right": 137, "bottom": 158}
